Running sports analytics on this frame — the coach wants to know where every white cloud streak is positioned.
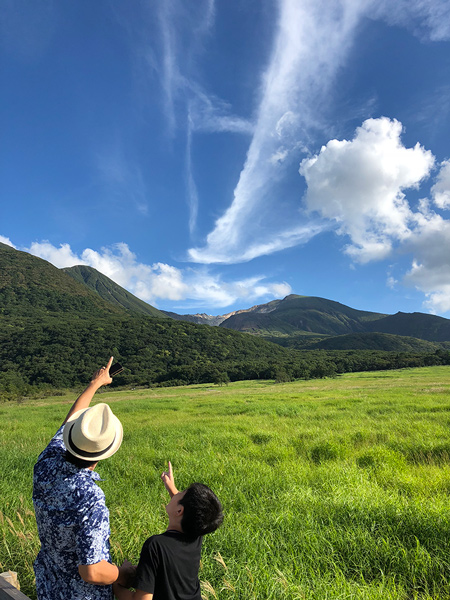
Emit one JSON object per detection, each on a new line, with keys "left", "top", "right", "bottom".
{"left": 23, "top": 240, "right": 290, "bottom": 309}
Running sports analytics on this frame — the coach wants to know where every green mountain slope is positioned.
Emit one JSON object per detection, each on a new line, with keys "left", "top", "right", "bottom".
{"left": 220, "top": 294, "right": 386, "bottom": 336}
{"left": 365, "top": 312, "right": 450, "bottom": 342}
{"left": 220, "top": 294, "right": 450, "bottom": 343}
{"left": 63, "top": 265, "right": 167, "bottom": 318}
{"left": 0, "top": 243, "right": 124, "bottom": 319}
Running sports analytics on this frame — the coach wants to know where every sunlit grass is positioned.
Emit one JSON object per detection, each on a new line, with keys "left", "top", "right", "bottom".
{"left": 1, "top": 367, "right": 450, "bottom": 598}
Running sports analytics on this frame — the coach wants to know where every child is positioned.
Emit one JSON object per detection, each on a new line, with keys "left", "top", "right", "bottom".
{"left": 113, "top": 462, "right": 223, "bottom": 600}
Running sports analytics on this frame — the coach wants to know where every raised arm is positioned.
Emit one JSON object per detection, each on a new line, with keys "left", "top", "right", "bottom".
{"left": 161, "top": 461, "right": 179, "bottom": 498}
{"left": 63, "top": 357, "right": 114, "bottom": 425}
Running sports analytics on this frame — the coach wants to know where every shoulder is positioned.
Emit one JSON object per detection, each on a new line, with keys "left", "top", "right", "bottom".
{"left": 151, "top": 532, "right": 202, "bottom": 549}
{"left": 35, "top": 425, "right": 66, "bottom": 463}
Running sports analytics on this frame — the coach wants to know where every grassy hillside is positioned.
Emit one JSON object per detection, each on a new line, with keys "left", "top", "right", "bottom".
{"left": 3, "top": 367, "right": 450, "bottom": 599}
{"left": 63, "top": 265, "right": 167, "bottom": 318}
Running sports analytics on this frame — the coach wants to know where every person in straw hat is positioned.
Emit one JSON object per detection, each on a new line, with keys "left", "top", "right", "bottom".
{"left": 33, "top": 357, "right": 134, "bottom": 600}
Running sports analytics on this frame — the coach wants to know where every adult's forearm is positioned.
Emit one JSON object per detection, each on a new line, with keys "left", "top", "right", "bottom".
{"left": 78, "top": 560, "right": 119, "bottom": 585}
{"left": 64, "top": 381, "right": 103, "bottom": 424}
{"left": 63, "top": 358, "right": 113, "bottom": 425}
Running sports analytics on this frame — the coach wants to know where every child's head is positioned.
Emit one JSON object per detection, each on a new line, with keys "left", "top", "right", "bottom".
{"left": 179, "top": 483, "right": 223, "bottom": 538}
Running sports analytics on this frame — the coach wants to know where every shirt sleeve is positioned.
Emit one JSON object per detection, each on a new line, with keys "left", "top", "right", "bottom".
{"left": 133, "top": 537, "right": 159, "bottom": 594}
{"left": 76, "top": 491, "right": 111, "bottom": 565}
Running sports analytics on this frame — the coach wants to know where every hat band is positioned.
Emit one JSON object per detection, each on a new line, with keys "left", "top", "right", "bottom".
{"left": 67, "top": 423, "right": 116, "bottom": 458}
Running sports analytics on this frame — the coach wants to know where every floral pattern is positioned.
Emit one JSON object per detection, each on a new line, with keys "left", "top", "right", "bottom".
{"left": 33, "top": 426, "right": 112, "bottom": 599}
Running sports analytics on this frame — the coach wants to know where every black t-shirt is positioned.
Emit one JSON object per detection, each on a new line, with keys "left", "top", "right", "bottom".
{"left": 134, "top": 531, "right": 202, "bottom": 600}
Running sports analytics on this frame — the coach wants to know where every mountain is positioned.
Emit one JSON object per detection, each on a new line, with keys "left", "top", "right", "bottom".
{"left": 219, "top": 294, "right": 450, "bottom": 346}
{"left": 161, "top": 299, "right": 285, "bottom": 326}
{"left": 161, "top": 311, "right": 226, "bottom": 326}
{"left": 57, "top": 259, "right": 450, "bottom": 348}
{"left": 365, "top": 312, "right": 450, "bottom": 342}
{"left": 63, "top": 265, "right": 167, "bottom": 318}
{"left": 0, "top": 242, "right": 124, "bottom": 319}
{"left": 220, "top": 295, "right": 386, "bottom": 336}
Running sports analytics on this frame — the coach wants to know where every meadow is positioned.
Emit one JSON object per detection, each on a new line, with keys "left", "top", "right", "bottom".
{"left": 1, "top": 366, "right": 450, "bottom": 599}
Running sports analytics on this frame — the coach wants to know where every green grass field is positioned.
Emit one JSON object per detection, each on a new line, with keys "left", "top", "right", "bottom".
{"left": 2, "top": 366, "right": 450, "bottom": 599}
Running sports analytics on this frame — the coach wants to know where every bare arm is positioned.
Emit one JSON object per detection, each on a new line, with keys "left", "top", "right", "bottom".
{"left": 161, "top": 461, "right": 178, "bottom": 498}
{"left": 78, "top": 559, "right": 133, "bottom": 586}
{"left": 63, "top": 357, "right": 114, "bottom": 425}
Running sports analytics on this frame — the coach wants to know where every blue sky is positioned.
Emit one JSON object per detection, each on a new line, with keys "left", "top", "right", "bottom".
{"left": 2, "top": 0, "right": 450, "bottom": 317}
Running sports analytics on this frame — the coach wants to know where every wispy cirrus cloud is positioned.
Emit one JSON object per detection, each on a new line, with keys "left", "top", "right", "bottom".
{"left": 20, "top": 239, "right": 290, "bottom": 309}
{"left": 95, "top": 141, "right": 149, "bottom": 216}
{"left": 121, "top": 0, "right": 252, "bottom": 232}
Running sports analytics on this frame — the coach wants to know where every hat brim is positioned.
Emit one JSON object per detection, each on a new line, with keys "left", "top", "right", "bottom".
{"left": 63, "top": 407, "right": 123, "bottom": 461}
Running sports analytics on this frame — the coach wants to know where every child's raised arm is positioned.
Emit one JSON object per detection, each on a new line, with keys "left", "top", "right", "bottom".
{"left": 161, "top": 461, "right": 179, "bottom": 498}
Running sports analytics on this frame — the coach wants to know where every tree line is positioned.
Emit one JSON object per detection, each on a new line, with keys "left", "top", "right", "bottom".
{"left": 1, "top": 312, "right": 450, "bottom": 401}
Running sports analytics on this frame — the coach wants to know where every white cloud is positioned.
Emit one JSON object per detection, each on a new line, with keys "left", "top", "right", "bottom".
{"left": 299, "top": 117, "right": 435, "bottom": 262}
{"left": 189, "top": 222, "right": 325, "bottom": 264}
{"left": 188, "top": 90, "right": 253, "bottom": 136}
{"left": 0, "top": 235, "right": 16, "bottom": 248}
{"left": 28, "top": 241, "right": 84, "bottom": 268}
{"left": 431, "top": 159, "right": 450, "bottom": 209}
{"left": 371, "top": 0, "right": 450, "bottom": 43}
{"left": 24, "top": 239, "right": 289, "bottom": 309}
{"left": 403, "top": 213, "right": 450, "bottom": 314}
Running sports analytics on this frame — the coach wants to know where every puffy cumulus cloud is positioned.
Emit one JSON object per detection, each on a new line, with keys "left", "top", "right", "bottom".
{"left": 0, "top": 235, "right": 16, "bottom": 248}
{"left": 431, "top": 159, "right": 450, "bottom": 209}
{"left": 299, "top": 117, "right": 435, "bottom": 262}
{"left": 28, "top": 241, "right": 189, "bottom": 302}
{"left": 24, "top": 239, "right": 289, "bottom": 308}
{"left": 28, "top": 241, "right": 84, "bottom": 268}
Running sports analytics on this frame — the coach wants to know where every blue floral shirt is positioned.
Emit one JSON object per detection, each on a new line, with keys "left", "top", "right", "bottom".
{"left": 33, "top": 425, "right": 112, "bottom": 600}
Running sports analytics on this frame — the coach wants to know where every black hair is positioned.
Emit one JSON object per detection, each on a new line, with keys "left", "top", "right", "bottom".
{"left": 64, "top": 450, "right": 97, "bottom": 470}
{"left": 179, "top": 483, "right": 224, "bottom": 538}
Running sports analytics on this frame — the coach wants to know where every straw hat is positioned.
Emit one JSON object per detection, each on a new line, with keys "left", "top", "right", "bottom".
{"left": 63, "top": 403, "right": 123, "bottom": 461}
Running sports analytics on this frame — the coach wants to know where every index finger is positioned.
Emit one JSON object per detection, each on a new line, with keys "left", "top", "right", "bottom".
{"left": 168, "top": 461, "right": 173, "bottom": 479}
{"left": 106, "top": 356, "right": 114, "bottom": 370}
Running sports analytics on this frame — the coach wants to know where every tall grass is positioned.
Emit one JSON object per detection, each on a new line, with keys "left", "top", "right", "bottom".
{"left": 1, "top": 367, "right": 450, "bottom": 599}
